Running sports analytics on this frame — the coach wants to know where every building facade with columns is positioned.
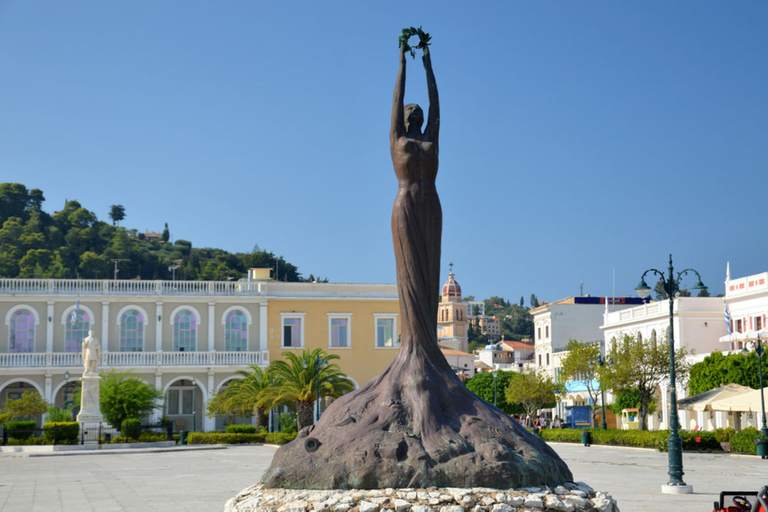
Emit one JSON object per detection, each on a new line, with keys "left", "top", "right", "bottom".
{"left": 0, "top": 275, "right": 399, "bottom": 432}
{"left": 601, "top": 296, "right": 727, "bottom": 431}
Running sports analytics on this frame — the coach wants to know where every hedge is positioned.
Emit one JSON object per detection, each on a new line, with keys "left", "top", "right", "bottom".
{"left": 43, "top": 422, "right": 79, "bottom": 443}
{"left": 731, "top": 427, "right": 761, "bottom": 455}
{"left": 539, "top": 428, "right": 721, "bottom": 452}
{"left": 5, "top": 420, "right": 38, "bottom": 440}
{"left": 186, "top": 431, "right": 297, "bottom": 445}
{"left": 121, "top": 418, "right": 142, "bottom": 440}
{"left": 225, "top": 424, "right": 257, "bottom": 434}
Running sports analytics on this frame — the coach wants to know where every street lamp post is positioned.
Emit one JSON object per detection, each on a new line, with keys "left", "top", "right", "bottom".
{"left": 756, "top": 335, "right": 768, "bottom": 439}
{"left": 749, "top": 333, "right": 768, "bottom": 458}
{"left": 493, "top": 368, "right": 498, "bottom": 407}
{"left": 596, "top": 355, "right": 608, "bottom": 430}
{"left": 635, "top": 254, "right": 706, "bottom": 494}
{"left": 64, "top": 370, "right": 70, "bottom": 410}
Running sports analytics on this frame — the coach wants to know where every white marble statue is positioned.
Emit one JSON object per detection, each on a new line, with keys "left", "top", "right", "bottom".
{"left": 82, "top": 330, "right": 101, "bottom": 375}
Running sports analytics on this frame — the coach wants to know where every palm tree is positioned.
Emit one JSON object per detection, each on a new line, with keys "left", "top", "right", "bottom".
{"left": 207, "top": 365, "right": 272, "bottom": 428}
{"left": 258, "top": 348, "right": 355, "bottom": 431}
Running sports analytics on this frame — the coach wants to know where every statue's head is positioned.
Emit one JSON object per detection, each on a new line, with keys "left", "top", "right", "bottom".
{"left": 88, "top": 329, "right": 94, "bottom": 336}
{"left": 404, "top": 103, "right": 424, "bottom": 132}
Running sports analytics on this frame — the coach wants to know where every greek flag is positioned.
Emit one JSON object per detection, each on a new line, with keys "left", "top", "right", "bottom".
{"left": 724, "top": 298, "right": 732, "bottom": 335}
{"left": 71, "top": 299, "right": 80, "bottom": 324}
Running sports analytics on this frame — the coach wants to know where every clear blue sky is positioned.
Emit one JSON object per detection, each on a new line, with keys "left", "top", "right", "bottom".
{"left": 1, "top": 2, "right": 766, "bottom": 303}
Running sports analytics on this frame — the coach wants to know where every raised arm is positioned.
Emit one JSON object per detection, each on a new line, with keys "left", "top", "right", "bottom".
{"left": 422, "top": 46, "right": 439, "bottom": 143}
{"left": 391, "top": 44, "right": 407, "bottom": 145}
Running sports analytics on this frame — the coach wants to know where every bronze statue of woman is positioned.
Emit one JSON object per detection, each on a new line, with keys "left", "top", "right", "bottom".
{"left": 260, "top": 35, "right": 572, "bottom": 491}
{"left": 389, "top": 42, "right": 444, "bottom": 365}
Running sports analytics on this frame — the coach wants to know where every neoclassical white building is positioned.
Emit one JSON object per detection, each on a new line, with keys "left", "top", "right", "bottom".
{"left": 0, "top": 274, "right": 400, "bottom": 432}
{"left": 602, "top": 296, "right": 728, "bottom": 430}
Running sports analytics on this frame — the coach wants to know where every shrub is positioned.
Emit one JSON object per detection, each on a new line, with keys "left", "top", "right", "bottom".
{"left": 187, "top": 432, "right": 265, "bottom": 444}
{"left": 5, "top": 420, "right": 38, "bottom": 440}
{"left": 539, "top": 427, "right": 722, "bottom": 452}
{"left": 43, "top": 422, "right": 79, "bottom": 443}
{"left": 678, "top": 430, "right": 720, "bottom": 451}
{"left": 225, "top": 424, "right": 256, "bottom": 434}
{"left": 715, "top": 427, "right": 736, "bottom": 443}
{"left": 45, "top": 407, "right": 72, "bottom": 423}
{"left": 121, "top": 418, "right": 142, "bottom": 440}
{"left": 731, "top": 427, "right": 759, "bottom": 455}
{"left": 185, "top": 431, "right": 297, "bottom": 445}
{"left": 278, "top": 412, "right": 297, "bottom": 434}
{"left": 265, "top": 432, "right": 297, "bottom": 445}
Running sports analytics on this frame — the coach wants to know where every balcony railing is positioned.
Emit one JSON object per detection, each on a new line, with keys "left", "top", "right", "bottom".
{"left": 0, "top": 278, "right": 264, "bottom": 296}
{"left": 0, "top": 350, "right": 269, "bottom": 368}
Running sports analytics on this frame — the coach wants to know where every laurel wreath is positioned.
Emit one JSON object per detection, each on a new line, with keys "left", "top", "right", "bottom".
{"left": 399, "top": 26, "right": 432, "bottom": 59}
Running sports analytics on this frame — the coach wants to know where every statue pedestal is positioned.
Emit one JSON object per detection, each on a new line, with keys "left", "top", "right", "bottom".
{"left": 76, "top": 373, "right": 103, "bottom": 424}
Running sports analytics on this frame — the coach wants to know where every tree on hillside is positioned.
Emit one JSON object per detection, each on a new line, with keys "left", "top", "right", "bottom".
{"left": 162, "top": 222, "right": 170, "bottom": 242}
{"left": 529, "top": 294, "right": 539, "bottom": 308}
{"left": 108, "top": 205, "right": 125, "bottom": 226}
{"left": 504, "top": 370, "right": 562, "bottom": 422}
{"left": 602, "top": 333, "right": 690, "bottom": 430}
{"left": 257, "top": 349, "right": 355, "bottom": 431}
{"left": 557, "top": 340, "right": 602, "bottom": 411}
{"left": 0, "top": 183, "right": 44, "bottom": 223}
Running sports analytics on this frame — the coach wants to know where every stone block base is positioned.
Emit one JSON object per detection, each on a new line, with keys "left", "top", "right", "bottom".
{"left": 225, "top": 483, "right": 619, "bottom": 512}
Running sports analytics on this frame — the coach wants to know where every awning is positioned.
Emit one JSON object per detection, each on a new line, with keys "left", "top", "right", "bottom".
{"left": 710, "top": 386, "right": 768, "bottom": 413}
{"left": 677, "top": 383, "right": 753, "bottom": 411}
{"left": 719, "top": 329, "right": 768, "bottom": 344}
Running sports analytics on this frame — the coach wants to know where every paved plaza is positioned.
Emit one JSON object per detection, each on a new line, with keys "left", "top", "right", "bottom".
{"left": 0, "top": 443, "right": 765, "bottom": 512}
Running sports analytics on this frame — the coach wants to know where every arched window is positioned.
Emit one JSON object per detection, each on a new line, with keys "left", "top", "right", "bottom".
{"left": 225, "top": 310, "right": 247, "bottom": 352}
{"left": 650, "top": 329, "right": 657, "bottom": 349}
{"left": 10, "top": 310, "right": 35, "bottom": 353}
{"left": 637, "top": 332, "right": 643, "bottom": 343}
{"left": 174, "top": 310, "right": 197, "bottom": 352}
{"left": 65, "top": 310, "right": 90, "bottom": 353}
{"left": 120, "top": 310, "right": 144, "bottom": 352}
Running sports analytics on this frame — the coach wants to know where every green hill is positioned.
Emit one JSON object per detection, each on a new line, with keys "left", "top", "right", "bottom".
{"left": 0, "top": 183, "right": 315, "bottom": 282}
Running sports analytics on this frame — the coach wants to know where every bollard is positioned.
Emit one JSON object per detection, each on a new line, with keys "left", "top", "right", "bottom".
{"left": 581, "top": 430, "right": 592, "bottom": 447}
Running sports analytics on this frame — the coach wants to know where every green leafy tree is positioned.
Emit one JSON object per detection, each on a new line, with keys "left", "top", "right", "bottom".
{"left": 99, "top": 372, "right": 163, "bottom": 428}
{"left": 206, "top": 365, "right": 272, "bottom": 428}
{"left": 79, "top": 251, "right": 110, "bottom": 278}
{"left": 0, "top": 183, "right": 44, "bottom": 223}
{"left": 607, "top": 387, "right": 657, "bottom": 416}
{"left": 464, "top": 371, "right": 523, "bottom": 415}
{"left": 530, "top": 294, "right": 539, "bottom": 308}
{"left": 257, "top": 349, "right": 355, "bottom": 431}
{"left": 557, "top": 340, "right": 602, "bottom": 410}
{"left": 108, "top": 204, "right": 126, "bottom": 226}
{"left": 504, "top": 370, "right": 562, "bottom": 421}
{"left": 162, "top": 222, "right": 170, "bottom": 243}
{"left": 602, "top": 333, "right": 690, "bottom": 430}
{"left": 1, "top": 391, "right": 50, "bottom": 420}
{"left": 689, "top": 350, "right": 768, "bottom": 395}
